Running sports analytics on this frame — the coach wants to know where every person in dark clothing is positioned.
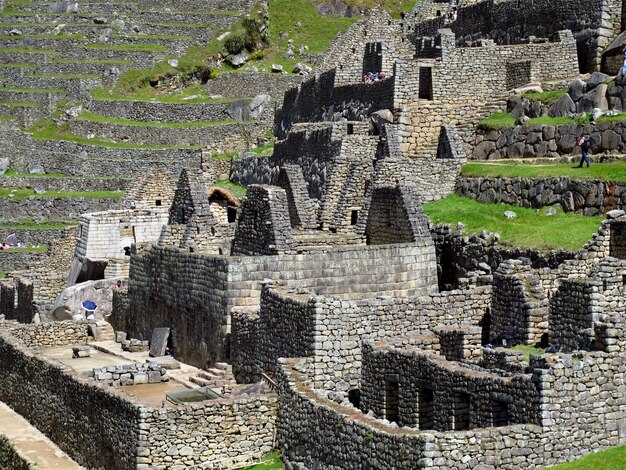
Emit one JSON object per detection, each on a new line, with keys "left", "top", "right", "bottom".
{"left": 578, "top": 136, "right": 591, "bottom": 167}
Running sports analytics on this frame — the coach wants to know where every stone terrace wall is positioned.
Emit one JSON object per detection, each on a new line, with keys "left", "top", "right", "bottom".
{"left": 0, "top": 197, "right": 117, "bottom": 221}
{"left": 0, "top": 251, "right": 46, "bottom": 272}
{"left": 127, "top": 242, "right": 437, "bottom": 369}
{"left": 276, "top": 351, "right": 626, "bottom": 469}
{"left": 0, "top": 320, "right": 89, "bottom": 348}
{"left": 473, "top": 121, "right": 626, "bottom": 160}
{"left": 457, "top": 176, "right": 626, "bottom": 215}
{"left": 411, "top": 0, "right": 618, "bottom": 72}
{"left": 0, "top": 335, "right": 141, "bottom": 470}
{"left": 0, "top": 435, "right": 34, "bottom": 470}
{"left": 139, "top": 393, "right": 277, "bottom": 468}
{"left": 204, "top": 72, "right": 300, "bottom": 100}
{"left": 0, "top": 176, "right": 130, "bottom": 192}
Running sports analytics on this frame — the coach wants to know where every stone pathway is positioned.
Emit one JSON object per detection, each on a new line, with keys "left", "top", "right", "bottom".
{"left": 0, "top": 401, "right": 84, "bottom": 469}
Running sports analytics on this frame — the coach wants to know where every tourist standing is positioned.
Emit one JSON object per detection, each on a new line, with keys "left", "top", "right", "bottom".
{"left": 578, "top": 136, "right": 591, "bottom": 168}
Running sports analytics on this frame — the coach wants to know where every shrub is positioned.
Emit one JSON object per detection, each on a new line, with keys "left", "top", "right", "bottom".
{"left": 224, "top": 35, "right": 246, "bottom": 55}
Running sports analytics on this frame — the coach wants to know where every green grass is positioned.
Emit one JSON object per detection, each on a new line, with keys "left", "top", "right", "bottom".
{"left": 511, "top": 344, "right": 544, "bottom": 361}
{"left": 0, "top": 271, "right": 5, "bottom": 279}
{"left": 0, "top": 33, "right": 85, "bottom": 40}
{"left": 422, "top": 195, "right": 604, "bottom": 251}
{"left": 0, "top": 115, "right": 16, "bottom": 121}
{"left": 242, "top": 451, "right": 283, "bottom": 470}
{"left": 546, "top": 446, "right": 626, "bottom": 469}
{"left": 83, "top": 44, "right": 168, "bottom": 52}
{"left": 77, "top": 110, "right": 238, "bottom": 128}
{"left": 0, "top": 47, "right": 57, "bottom": 54}
{"left": 597, "top": 111, "right": 626, "bottom": 123}
{"left": 25, "top": 73, "right": 100, "bottom": 79}
{"left": 0, "top": 62, "right": 37, "bottom": 69}
{"left": 0, "top": 187, "right": 123, "bottom": 200}
{"left": 26, "top": 119, "right": 203, "bottom": 149}
{"left": 0, "top": 101, "right": 38, "bottom": 107}
{"left": 2, "top": 246, "right": 47, "bottom": 253}
{"left": 461, "top": 161, "right": 626, "bottom": 181}
{"left": 90, "top": 83, "right": 233, "bottom": 104}
{"left": 0, "top": 218, "right": 77, "bottom": 229}
{"left": 214, "top": 179, "right": 247, "bottom": 199}
{"left": 50, "top": 58, "right": 132, "bottom": 65}
{"left": 476, "top": 112, "right": 516, "bottom": 130}
{"left": 0, "top": 87, "right": 64, "bottom": 93}
{"left": 523, "top": 89, "right": 568, "bottom": 106}
{"left": 526, "top": 116, "right": 576, "bottom": 126}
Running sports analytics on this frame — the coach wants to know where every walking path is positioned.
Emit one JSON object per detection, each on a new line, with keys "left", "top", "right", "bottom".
{"left": 0, "top": 401, "right": 83, "bottom": 469}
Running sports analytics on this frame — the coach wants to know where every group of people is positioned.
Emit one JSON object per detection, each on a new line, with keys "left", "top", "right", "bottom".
{"left": 362, "top": 69, "right": 386, "bottom": 84}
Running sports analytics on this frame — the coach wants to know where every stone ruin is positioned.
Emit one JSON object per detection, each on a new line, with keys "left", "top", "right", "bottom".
{"left": 0, "top": 1, "right": 625, "bottom": 469}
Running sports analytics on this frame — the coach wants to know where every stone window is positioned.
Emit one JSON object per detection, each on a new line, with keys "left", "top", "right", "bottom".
{"left": 363, "top": 42, "right": 383, "bottom": 78}
{"left": 491, "top": 399, "right": 510, "bottom": 427}
{"left": 418, "top": 387, "right": 435, "bottom": 430}
{"left": 227, "top": 207, "right": 237, "bottom": 223}
{"left": 155, "top": 199, "right": 162, "bottom": 206}
{"left": 351, "top": 210, "right": 359, "bottom": 226}
{"left": 385, "top": 379, "right": 400, "bottom": 423}
{"left": 452, "top": 392, "right": 471, "bottom": 430}
{"left": 347, "top": 123, "right": 354, "bottom": 135}
{"left": 418, "top": 67, "right": 433, "bottom": 100}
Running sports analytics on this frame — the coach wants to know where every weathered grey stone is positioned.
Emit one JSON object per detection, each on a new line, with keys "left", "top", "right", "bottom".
{"left": 149, "top": 327, "right": 171, "bottom": 357}
{"left": 549, "top": 93, "right": 575, "bottom": 117}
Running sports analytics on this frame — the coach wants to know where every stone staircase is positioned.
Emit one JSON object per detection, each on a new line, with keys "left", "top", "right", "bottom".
{"left": 93, "top": 320, "right": 116, "bottom": 342}
{"left": 187, "top": 362, "right": 237, "bottom": 394}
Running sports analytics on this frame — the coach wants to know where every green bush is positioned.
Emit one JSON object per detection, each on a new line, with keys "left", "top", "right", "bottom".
{"left": 224, "top": 35, "right": 246, "bottom": 55}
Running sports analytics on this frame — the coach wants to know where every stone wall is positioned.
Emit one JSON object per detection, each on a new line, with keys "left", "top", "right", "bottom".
{"left": 457, "top": 175, "right": 626, "bottom": 216}
{"left": 0, "top": 196, "right": 117, "bottom": 221}
{"left": 139, "top": 393, "right": 277, "bottom": 468}
{"left": 126, "top": 242, "right": 438, "bottom": 369}
{"left": 0, "top": 320, "right": 89, "bottom": 348}
{"left": 88, "top": 362, "right": 169, "bottom": 387}
{"left": 0, "top": 176, "right": 130, "bottom": 192}
{"left": 204, "top": 72, "right": 301, "bottom": 100}
{"left": 473, "top": 121, "right": 626, "bottom": 161}
{"left": 411, "top": 0, "right": 619, "bottom": 72}
{"left": 0, "top": 250, "right": 47, "bottom": 272}
{"left": 276, "top": 351, "right": 626, "bottom": 469}
{"left": 0, "top": 334, "right": 141, "bottom": 470}
{"left": 360, "top": 341, "right": 539, "bottom": 430}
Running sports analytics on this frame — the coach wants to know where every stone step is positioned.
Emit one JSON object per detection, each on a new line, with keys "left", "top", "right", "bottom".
{"left": 189, "top": 375, "right": 211, "bottom": 387}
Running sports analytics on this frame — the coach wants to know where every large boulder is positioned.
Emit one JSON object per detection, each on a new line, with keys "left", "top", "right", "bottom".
{"left": 549, "top": 93, "right": 576, "bottom": 117}
{"left": 473, "top": 141, "right": 495, "bottom": 160}
{"left": 28, "top": 163, "right": 45, "bottom": 174}
{"left": 586, "top": 71, "right": 612, "bottom": 90}
{"left": 577, "top": 84, "right": 608, "bottom": 113}
{"left": 568, "top": 78, "right": 586, "bottom": 102}
{"left": 53, "top": 278, "right": 123, "bottom": 321}
{"left": 601, "top": 129, "right": 621, "bottom": 150}
{"left": 248, "top": 94, "right": 271, "bottom": 119}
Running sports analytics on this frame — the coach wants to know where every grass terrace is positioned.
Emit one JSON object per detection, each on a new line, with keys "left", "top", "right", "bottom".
{"left": 0, "top": 47, "right": 58, "bottom": 54}
{"left": 214, "top": 180, "right": 247, "bottom": 199}
{"left": 76, "top": 111, "right": 239, "bottom": 128}
{"left": 0, "top": 187, "right": 123, "bottom": 200}
{"left": 0, "top": 101, "right": 38, "bottom": 107}
{"left": 546, "top": 446, "right": 626, "bottom": 469}
{"left": 0, "top": 62, "right": 37, "bottom": 68}
{"left": 510, "top": 344, "right": 545, "bottom": 362}
{"left": 83, "top": 44, "right": 169, "bottom": 52}
{"left": 0, "top": 115, "right": 17, "bottom": 121}
{"left": 0, "top": 33, "right": 86, "bottom": 40}
{"left": 523, "top": 88, "right": 568, "bottom": 106}
{"left": 0, "top": 218, "right": 77, "bottom": 229}
{"left": 242, "top": 451, "right": 284, "bottom": 470}
{"left": 26, "top": 118, "right": 204, "bottom": 149}
{"left": 25, "top": 73, "right": 100, "bottom": 79}
{"left": 50, "top": 58, "right": 133, "bottom": 65}
{"left": 1, "top": 246, "right": 47, "bottom": 253}
{"left": 461, "top": 161, "right": 626, "bottom": 181}
{"left": 0, "top": 86, "right": 65, "bottom": 93}
{"left": 422, "top": 195, "right": 604, "bottom": 251}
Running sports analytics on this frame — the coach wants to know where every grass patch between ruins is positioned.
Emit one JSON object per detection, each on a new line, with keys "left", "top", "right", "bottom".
{"left": 476, "top": 112, "right": 516, "bottom": 130}
{"left": 77, "top": 111, "right": 239, "bottom": 128}
{"left": 241, "top": 451, "right": 284, "bottom": 470}
{"left": 422, "top": 195, "right": 604, "bottom": 251}
{"left": 0, "top": 187, "right": 123, "bottom": 200}
{"left": 461, "top": 161, "right": 626, "bottom": 181}
{"left": 215, "top": 180, "right": 247, "bottom": 199}
{"left": 511, "top": 344, "right": 544, "bottom": 362}
{"left": 0, "top": 218, "right": 77, "bottom": 229}
{"left": 523, "top": 88, "right": 568, "bottom": 106}
{"left": 545, "top": 445, "right": 626, "bottom": 469}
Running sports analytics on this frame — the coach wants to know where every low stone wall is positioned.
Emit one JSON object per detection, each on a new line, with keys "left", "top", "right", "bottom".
{"left": 0, "top": 320, "right": 89, "bottom": 348}
{"left": 87, "top": 99, "right": 274, "bottom": 124}
{"left": 456, "top": 176, "right": 626, "bottom": 215}
{"left": 0, "top": 435, "right": 34, "bottom": 470}
{"left": 0, "top": 197, "right": 117, "bottom": 221}
{"left": 88, "top": 362, "right": 169, "bottom": 387}
{"left": 0, "top": 334, "right": 141, "bottom": 469}
{"left": 0, "top": 176, "right": 130, "bottom": 192}
{"left": 204, "top": 72, "right": 301, "bottom": 100}
{"left": 140, "top": 394, "right": 277, "bottom": 468}
{"left": 0, "top": 250, "right": 47, "bottom": 272}
{"left": 481, "top": 347, "right": 528, "bottom": 374}
{"left": 473, "top": 120, "right": 626, "bottom": 160}
{"left": 8, "top": 133, "right": 202, "bottom": 178}
{"left": 68, "top": 118, "right": 272, "bottom": 149}
{"left": 0, "top": 228, "right": 74, "bottom": 247}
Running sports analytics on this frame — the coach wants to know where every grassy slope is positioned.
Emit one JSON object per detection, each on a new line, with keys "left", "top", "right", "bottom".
{"left": 462, "top": 162, "right": 626, "bottom": 181}
{"left": 546, "top": 446, "right": 626, "bottom": 469}
{"left": 242, "top": 452, "right": 283, "bottom": 470}
{"left": 422, "top": 195, "right": 603, "bottom": 251}
{"left": 0, "top": 188, "right": 123, "bottom": 200}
